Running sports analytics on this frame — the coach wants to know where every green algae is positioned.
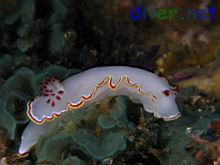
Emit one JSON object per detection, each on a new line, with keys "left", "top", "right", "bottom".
{"left": 0, "top": 67, "right": 34, "bottom": 139}
{"left": 34, "top": 97, "right": 136, "bottom": 162}
{"left": 73, "top": 129, "right": 127, "bottom": 160}
{"left": 36, "top": 134, "right": 76, "bottom": 164}
{"left": 158, "top": 87, "right": 220, "bottom": 165}
{"left": 62, "top": 156, "right": 85, "bottom": 165}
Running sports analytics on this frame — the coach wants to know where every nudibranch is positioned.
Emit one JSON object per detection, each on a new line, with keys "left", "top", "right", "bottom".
{"left": 19, "top": 66, "right": 180, "bottom": 156}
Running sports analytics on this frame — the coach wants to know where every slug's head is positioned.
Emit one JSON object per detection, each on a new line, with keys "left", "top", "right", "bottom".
{"left": 154, "top": 86, "right": 180, "bottom": 121}
{"left": 27, "top": 77, "right": 68, "bottom": 124}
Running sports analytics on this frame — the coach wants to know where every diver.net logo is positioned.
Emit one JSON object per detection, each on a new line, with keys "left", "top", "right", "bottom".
{"left": 130, "top": 2, "right": 217, "bottom": 22}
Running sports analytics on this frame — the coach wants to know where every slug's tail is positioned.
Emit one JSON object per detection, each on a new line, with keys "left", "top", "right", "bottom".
{"left": 40, "top": 77, "right": 65, "bottom": 107}
{"left": 27, "top": 77, "right": 68, "bottom": 124}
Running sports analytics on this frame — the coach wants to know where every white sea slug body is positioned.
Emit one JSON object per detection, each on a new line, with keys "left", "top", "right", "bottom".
{"left": 19, "top": 66, "right": 181, "bottom": 156}
{"left": 28, "top": 66, "right": 180, "bottom": 124}
{"left": 18, "top": 122, "right": 51, "bottom": 156}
